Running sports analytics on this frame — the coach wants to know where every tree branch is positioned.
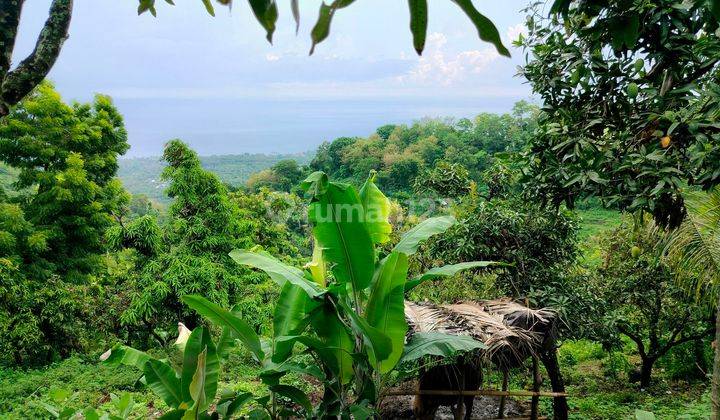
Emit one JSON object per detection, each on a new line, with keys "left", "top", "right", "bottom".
{"left": 0, "top": 0, "right": 24, "bottom": 81}
{"left": 656, "top": 326, "right": 715, "bottom": 359}
{"left": 0, "top": 0, "right": 72, "bottom": 116}
{"left": 618, "top": 324, "right": 646, "bottom": 359}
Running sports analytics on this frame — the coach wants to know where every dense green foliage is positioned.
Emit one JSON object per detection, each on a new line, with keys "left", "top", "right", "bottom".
{"left": 308, "top": 102, "right": 537, "bottom": 195}
{"left": 0, "top": 84, "right": 129, "bottom": 365}
{"left": 110, "top": 140, "right": 270, "bottom": 335}
{"left": 104, "top": 172, "right": 491, "bottom": 419}
{"left": 593, "top": 218, "right": 713, "bottom": 387}
{"left": 521, "top": 0, "right": 720, "bottom": 228}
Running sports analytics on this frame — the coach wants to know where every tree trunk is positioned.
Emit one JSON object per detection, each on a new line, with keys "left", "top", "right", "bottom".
{"left": 540, "top": 348, "right": 569, "bottom": 420}
{"left": 712, "top": 298, "right": 720, "bottom": 419}
{"left": 640, "top": 356, "right": 655, "bottom": 388}
{"left": 0, "top": 0, "right": 73, "bottom": 116}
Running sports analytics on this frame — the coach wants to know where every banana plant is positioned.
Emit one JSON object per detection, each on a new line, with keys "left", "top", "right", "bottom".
{"left": 182, "top": 171, "right": 493, "bottom": 417}
{"left": 104, "top": 172, "right": 494, "bottom": 418}
{"left": 102, "top": 325, "right": 254, "bottom": 420}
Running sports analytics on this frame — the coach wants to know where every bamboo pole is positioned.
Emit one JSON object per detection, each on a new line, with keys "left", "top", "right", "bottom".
{"left": 383, "top": 389, "right": 568, "bottom": 398}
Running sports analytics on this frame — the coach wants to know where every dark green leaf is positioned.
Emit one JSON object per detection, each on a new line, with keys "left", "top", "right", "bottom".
{"left": 248, "top": 0, "right": 279, "bottom": 43}
{"left": 451, "top": 0, "right": 510, "bottom": 57}
{"left": 270, "top": 385, "right": 312, "bottom": 413}
{"left": 408, "top": 0, "right": 428, "bottom": 55}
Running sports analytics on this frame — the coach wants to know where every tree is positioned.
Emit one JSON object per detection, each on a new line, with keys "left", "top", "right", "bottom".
{"left": 424, "top": 195, "right": 579, "bottom": 299}
{"left": 117, "top": 140, "right": 262, "bottom": 333}
{"left": 0, "top": 83, "right": 129, "bottom": 364}
{"left": 597, "top": 217, "right": 713, "bottom": 388}
{"left": 247, "top": 159, "right": 305, "bottom": 193}
{"left": 414, "top": 161, "right": 472, "bottom": 199}
{"left": 665, "top": 187, "right": 720, "bottom": 414}
{"left": 521, "top": 0, "right": 720, "bottom": 228}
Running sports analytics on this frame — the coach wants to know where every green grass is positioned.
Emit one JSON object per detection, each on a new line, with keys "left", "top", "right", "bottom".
{"left": 576, "top": 208, "right": 622, "bottom": 267}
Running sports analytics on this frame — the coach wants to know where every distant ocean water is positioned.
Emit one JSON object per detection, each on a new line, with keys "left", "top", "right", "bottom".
{"left": 116, "top": 97, "right": 521, "bottom": 157}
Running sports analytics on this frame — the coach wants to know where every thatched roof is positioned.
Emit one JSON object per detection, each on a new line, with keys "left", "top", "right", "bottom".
{"left": 404, "top": 299, "right": 557, "bottom": 369}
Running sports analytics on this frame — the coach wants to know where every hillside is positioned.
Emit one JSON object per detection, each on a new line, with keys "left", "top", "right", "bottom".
{"left": 117, "top": 152, "right": 313, "bottom": 202}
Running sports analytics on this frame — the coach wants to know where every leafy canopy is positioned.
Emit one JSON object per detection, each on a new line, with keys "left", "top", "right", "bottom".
{"left": 521, "top": 0, "right": 720, "bottom": 227}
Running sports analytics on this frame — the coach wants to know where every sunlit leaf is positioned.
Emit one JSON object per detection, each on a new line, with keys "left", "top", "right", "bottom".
{"left": 365, "top": 251, "right": 408, "bottom": 372}
{"left": 393, "top": 215, "right": 456, "bottom": 256}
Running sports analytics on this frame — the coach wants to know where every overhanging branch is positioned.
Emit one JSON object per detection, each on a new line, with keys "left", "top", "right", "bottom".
{"left": 0, "top": 0, "right": 72, "bottom": 116}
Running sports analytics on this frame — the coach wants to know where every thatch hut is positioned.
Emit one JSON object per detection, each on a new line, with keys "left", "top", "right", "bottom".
{"left": 402, "top": 299, "right": 568, "bottom": 419}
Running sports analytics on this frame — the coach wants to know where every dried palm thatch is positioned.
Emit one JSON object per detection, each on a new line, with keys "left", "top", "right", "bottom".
{"left": 405, "top": 299, "right": 557, "bottom": 369}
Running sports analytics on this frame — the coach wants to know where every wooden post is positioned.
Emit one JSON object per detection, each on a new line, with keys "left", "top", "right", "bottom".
{"left": 531, "top": 357, "right": 541, "bottom": 420}
{"left": 540, "top": 348, "right": 569, "bottom": 420}
{"left": 498, "top": 370, "right": 509, "bottom": 418}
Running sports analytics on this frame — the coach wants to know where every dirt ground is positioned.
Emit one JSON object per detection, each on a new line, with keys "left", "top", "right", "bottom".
{"left": 377, "top": 394, "right": 528, "bottom": 419}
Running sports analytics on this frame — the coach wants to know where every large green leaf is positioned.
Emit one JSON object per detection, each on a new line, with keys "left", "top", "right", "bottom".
{"left": 359, "top": 171, "right": 392, "bottom": 245}
{"left": 405, "top": 261, "right": 499, "bottom": 292}
{"left": 399, "top": 332, "right": 486, "bottom": 364}
{"left": 187, "top": 348, "right": 207, "bottom": 413}
{"left": 308, "top": 181, "right": 375, "bottom": 293}
{"left": 230, "top": 250, "right": 324, "bottom": 298}
{"left": 408, "top": 0, "right": 428, "bottom": 54}
{"left": 248, "top": 0, "right": 279, "bottom": 42}
{"left": 274, "top": 335, "right": 348, "bottom": 381}
{"left": 393, "top": 215, "right": 456, "bottom": 256}
{"left": 364, "top": 252, "right": 409, "bottom": 373}
{"left": 144, "top": 359, "right": 182, "bottom": 408}
{"left": 273, "top": 282, "right": 315, "bottom": 361}
{"left": 308, "top": 304, "right": 354, "bottom": 383}
{"left": 340, "top": 300, "right": 393, "bottom": 366}
{"left": 451, "top": 0, "right": 510, "bottom": 57}
{"left": 101, "top": 344, "right": 151, "bottom": 370}
{"left": 217, "top": 392, "right": 253, "bottom": 418}
{"left": 216, "top": 304, "right": 243, "bottom": 360}
{"left": 181, "top": 327, "right": 219, "bottom": 409}
{"left": 270, "top": 385, "right": 312, "bottom": 414}
{"left": 182, "top": 295, "right": 264, "bottom": 362}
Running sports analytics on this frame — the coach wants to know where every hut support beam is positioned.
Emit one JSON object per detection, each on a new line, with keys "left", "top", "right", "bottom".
{"left": 498, "top": 370, "right": 508, "bottom": 418}
{"left": 530, "top": 357, "right": 541, "bottom": 420}
{"left": 540, "top": 348, "right": 569, "bottom": 420}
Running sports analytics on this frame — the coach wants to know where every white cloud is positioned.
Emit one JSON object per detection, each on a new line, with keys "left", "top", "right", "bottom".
{"left": 396, "top": 32, "right": 499, "bottom": 87}
{"left": 265, "top": 53, "right": 281, "bottom": 61}
{"left": 506, "top": 23, "right": 527, "bottom": 45}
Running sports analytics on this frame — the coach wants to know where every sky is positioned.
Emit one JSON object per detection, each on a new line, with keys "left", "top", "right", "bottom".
{"left": 14, "top": 1, "right": 532, "bottom": 157}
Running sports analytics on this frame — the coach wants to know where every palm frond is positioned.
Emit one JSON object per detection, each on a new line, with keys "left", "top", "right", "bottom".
{"left": 665, "top": 188, "right": 720, "bottom": 304}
